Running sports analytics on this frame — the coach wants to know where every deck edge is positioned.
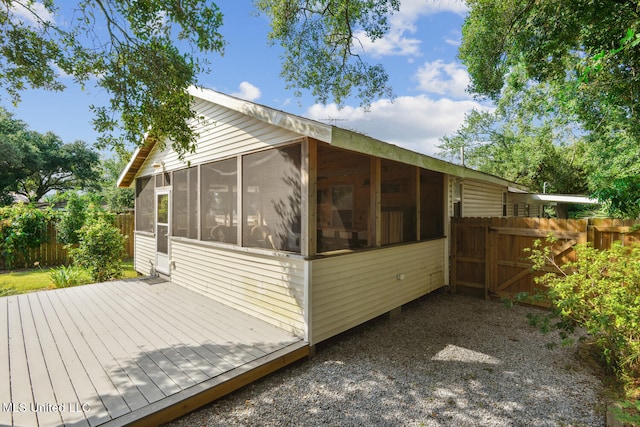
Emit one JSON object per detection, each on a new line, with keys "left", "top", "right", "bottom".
{"left": 102, "top": 341, "right": 310, "bottom": 427}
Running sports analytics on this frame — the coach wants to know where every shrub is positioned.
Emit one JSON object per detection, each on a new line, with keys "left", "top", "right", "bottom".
{"left": 526, "top": 238, "right": 640, "bottom": 395}
{"left": 70, "top": 217, "right": 126, "bottom": 282}
{"left": 56, "top": 193, "right": 89, "bottom": 246}
{"left": 0, "top": 204, "right": 50, "bottom": 269}
{"left": 49, "top": 264, "right": 86, "bottom": 288}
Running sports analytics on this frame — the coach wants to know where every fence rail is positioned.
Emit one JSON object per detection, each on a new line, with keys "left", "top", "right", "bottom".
{"left": 0, "top": 213, "right": 135, "bottom": 270}
{"left": 451, "top": 217, "right": 640, "bottom": 305}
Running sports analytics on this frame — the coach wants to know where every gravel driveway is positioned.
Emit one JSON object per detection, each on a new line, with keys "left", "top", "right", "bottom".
{"left": 168, "top": 291, "right": 605, "bottom": 426}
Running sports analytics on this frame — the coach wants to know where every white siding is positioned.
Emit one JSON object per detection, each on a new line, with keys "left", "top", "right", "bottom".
{"left": 310, "top": 239, "right": 446, "bottom": 344}
{"left": 169, "top": 239, "right": 306, "bottom": 337}
{"left": 462, "top": 179, "right": 505, "bottom": 217}
{"left": 137, "top": 99, "right": 303, "bottom": 176}
{"left": 134, "top": 232, "right": 155, "bottom": 275}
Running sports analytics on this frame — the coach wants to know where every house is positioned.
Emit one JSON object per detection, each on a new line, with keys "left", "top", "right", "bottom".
{"left": 118, "top": 87, "right": 533, "bottom": 346}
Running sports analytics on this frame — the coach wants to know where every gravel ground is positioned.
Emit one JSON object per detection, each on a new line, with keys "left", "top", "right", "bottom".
{"left": 168, "top": 291, "right": 606, "bottom": 426}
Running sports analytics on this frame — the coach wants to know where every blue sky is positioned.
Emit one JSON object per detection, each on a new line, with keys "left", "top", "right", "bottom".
{"left": 2, "top": 0, "right": 488, "bottom": 158}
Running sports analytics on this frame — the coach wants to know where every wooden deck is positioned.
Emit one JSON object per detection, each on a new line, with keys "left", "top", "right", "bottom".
{"left": 0, "top": 278, "right": 308, "bottom": 427}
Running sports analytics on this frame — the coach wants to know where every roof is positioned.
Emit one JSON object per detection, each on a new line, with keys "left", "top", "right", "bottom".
{"left": 118, "top": 87, "right": 527, "bottom": 190}
{"left": 511, "top": 193, "right": 599, "bottom": 205}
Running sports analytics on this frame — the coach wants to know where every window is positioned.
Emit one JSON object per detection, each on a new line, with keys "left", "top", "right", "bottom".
{"left": 453, "top": 182, "right": 462, "bottom": 218}
{"left": 201, "top": 158, "right": 238, "bottom": 244}
{"left": 155, "top": 171, "right": 171, "bottom": 187}
{"left": 135, "top": 176, "right": 154, "bottom": 232}
{"left": 502, "top": 192, "right": 508, "bottom": 217}
{"left": 317, "top": 145, "right": 370, "bottom": 252}
{"left": 420, "top": 169, "right": 444, "bottom": 239}
{"left": 381, "top": 159, "right": 416, "bottom": 245}
{"left": 173, "top": 167, "right": 198, "bottom": 239}
{"left": 243, "top": 145, "right": 301, "bottom": 252}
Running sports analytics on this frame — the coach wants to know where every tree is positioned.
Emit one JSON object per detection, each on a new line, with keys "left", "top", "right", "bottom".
{"left": 0, "top": 108, "right": 101, "bottom": 203}
{"left": 255, "top": 0, "right": 398, "bottom": 108}
{"left": 0, "top": 109, "right": 29, "bottom": 203}
{"left": 439, "top": 79, "right": 590, "bottom": 196}
{"left": 459, "top": 0, "right": 640, "bottom": 216}
{"left": 98, "top": 152, "right": 135, "bottom": 213}
{"left": 1, "top": 1, "right": 398, "bottom": 156}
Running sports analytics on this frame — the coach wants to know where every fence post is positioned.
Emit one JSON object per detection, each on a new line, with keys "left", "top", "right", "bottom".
{"left": 484, "top": 223, "right": 490, "bottom": 300}
{"left": 451, "top": 219, "right": 457, "bottom": 293}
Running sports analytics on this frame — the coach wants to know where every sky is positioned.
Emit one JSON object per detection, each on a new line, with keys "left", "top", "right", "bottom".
{"left": 1, "top": 0, "right": 489, "bottom": 159}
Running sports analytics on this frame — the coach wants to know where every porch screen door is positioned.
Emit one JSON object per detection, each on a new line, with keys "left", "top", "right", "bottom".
{"left": 156, "top": 190, "right": 170, "bottom": 274}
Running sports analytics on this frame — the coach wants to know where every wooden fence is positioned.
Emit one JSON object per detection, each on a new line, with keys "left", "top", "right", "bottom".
{"left": 450, "top": 217, "right": 640, "bottom": 305}
{"left": 0, "top": 213, "right": 135, "bottom": 270}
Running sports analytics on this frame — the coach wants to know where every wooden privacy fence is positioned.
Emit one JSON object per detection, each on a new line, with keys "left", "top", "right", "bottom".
{"left": 450, "top": 217, "right": 640, "bottom": 305}
{"left": 0, "top": 213, "right": 134, "bottom": 270}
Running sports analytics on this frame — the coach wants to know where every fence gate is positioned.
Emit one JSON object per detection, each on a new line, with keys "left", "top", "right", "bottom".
{"left": 450, "top": 217, "right": 588, "bottom": 304}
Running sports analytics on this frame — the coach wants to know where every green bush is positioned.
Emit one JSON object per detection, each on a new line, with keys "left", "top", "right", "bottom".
{"left": 56, "top": 193, "right": 89, "bottom": 246}
{"left": 70, "top": 217, "right": 126, "bottom": 282}
{"left": 0, "top": 204, "right": 50, "bottom": 268}
{"left": 526, "top": 238, "right": 640, "bottom": 395}
{"left": 49, "top": 264, "right": 86, "bottom": 288}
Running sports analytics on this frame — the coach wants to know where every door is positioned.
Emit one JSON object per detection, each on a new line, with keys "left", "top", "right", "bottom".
{"left": 156, "top": 190, "right": 170, "bottom": 275}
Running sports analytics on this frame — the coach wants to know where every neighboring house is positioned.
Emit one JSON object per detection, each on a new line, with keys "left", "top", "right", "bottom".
{"left": 118, "top": 87, "right": 543, "bottom": 346}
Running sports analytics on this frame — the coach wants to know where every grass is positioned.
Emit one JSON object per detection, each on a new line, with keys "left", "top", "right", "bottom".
{"left": 0, "top": 260, "right": 139, "bottom": 296}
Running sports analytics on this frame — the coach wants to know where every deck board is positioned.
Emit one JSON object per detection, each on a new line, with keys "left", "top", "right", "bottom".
{"left": 28, "top": 293, "right": 91, "bottom": 427}
{"left": 19, "top": 295, "right": 63, "bottom": 427}
{"left": 110, "top": 281, "right": 266, "bottom": 365}
{"left": 157, "top": 282, "right": 290, "bottom": 350}
{"left": 87, "top": 282, "right": 227, "bottom": 378}
{"left": 1, "top": 279, "right": 307, "bottom": 426}
{"left": 0, "top": 298, "right": 12, "bottom": 427}
{"left": 57, "top": 288, "right": 150, "bottom": 413}
{"left": 41, "top": 290, "right": 123, "bottom": 426}
{"left": 7, "top": 297, "right": 38, "bottom": 427}
{"left": 72, "top": 284, "right": 195, "bottom": 396}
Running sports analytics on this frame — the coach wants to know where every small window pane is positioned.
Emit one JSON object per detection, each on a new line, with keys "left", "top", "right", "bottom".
{"left": 201, "top": 158, "right": 238, "bottom": 244}
{"left": 243, "top": 145, "right": 301, "bottom": 252}
{"left": 157, "top": 194, "right": 169, "bottom": 224}
{"left": 135, "top": 176, "right": 154, "bottom": 232}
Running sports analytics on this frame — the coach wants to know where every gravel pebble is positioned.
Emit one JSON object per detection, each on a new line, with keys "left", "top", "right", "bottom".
{"left": 168, "top": 292, "right": 605, "bottom": 426}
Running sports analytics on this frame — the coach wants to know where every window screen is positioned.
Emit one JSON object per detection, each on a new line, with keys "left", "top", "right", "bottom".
{"left": 173, "top": 167, "right": 198, "bottom": 239}
{"left": 201, "top": 158, "right": 238, "bottom": 244}
{"left": 419, "top": 169, "right": 444, "bottom": 239}
{"left": 381, "top": 159, "right": 416, "bottom": 245}
{"left": 243, "top": 145, "right": 301, "bottom": 252}
{"left": 316, "top": 145, "right": 370, "bottom": 252}
{"left": 135, "top": 176, "right": 154, "bottom": 232}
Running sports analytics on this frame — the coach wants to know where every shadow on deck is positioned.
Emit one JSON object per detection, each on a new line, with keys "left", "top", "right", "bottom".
{"left": 0, "top": 279, "right": 309, "bottom": 427}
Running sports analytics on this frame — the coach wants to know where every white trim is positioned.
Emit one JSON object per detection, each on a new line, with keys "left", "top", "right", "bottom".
{"left": 188, "top": 86, "right": 332, "bottom": 143}
{"left": 511, "top": 193, "right": 599, "bottom": 204}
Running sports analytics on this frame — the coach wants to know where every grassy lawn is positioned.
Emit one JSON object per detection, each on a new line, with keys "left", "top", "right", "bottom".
{"left": 0, "top": 261, "right": 139, "bottom": 296}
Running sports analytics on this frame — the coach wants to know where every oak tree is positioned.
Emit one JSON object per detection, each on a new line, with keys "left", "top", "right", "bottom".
{"left": 1, "top": 1, "right": 398, "bottom": 156}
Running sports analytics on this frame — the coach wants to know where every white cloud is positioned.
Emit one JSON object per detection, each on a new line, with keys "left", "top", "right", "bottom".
{"left": 10, "top": 1, "right": 55, "bottom": 27}
{"left": 357, "top": 0, "right": 468, "bottom": 58}
{"left": 306, "top": 94, "right": 489, "bottom": 156}
{"left": 444, "top": 30, "right": 463, "bottom": 47}
{"left": 415, "top": 60, "right": 471, "bottom": 99}
{"left": 354, "top": 28, "right": 421, "bottom": 58}
{"left": 232, "top": 82, "right": 261, "bottom": 101}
